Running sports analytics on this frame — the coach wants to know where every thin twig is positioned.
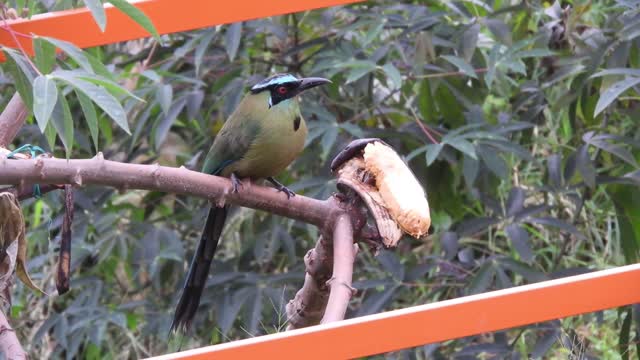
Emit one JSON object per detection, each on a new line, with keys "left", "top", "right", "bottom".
{"left": 404, "top": 94, "right": 440, "bottom": 144}
{"left": 411, "top": 67, "right": 488, "bottom": 79}
{"left": 0, "top": 8, "right": 41, "bottom": 76}
{"left": 141, "top": 41, "right": 159, "bottom": 70}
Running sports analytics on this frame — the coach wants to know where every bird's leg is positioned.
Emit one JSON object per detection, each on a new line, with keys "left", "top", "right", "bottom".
{"left": 267, "top": 177, "right": 296, "bottom": 199}
{"left": 230, "top": 172, "right": 243, "bottom": 193}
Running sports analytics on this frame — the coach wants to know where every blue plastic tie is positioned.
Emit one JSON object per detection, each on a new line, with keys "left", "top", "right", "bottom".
{"left": 7, "top": 144, "right": 46, "bottom": 198}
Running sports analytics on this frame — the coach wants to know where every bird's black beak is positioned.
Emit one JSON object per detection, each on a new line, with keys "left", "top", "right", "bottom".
{"left": 298, "top": 77, "right": 331, "bottom": 92}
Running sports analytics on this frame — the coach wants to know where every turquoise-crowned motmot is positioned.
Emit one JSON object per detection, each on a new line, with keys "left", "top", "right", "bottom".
{"left": 170, "top": 74, "right": 331, "bottom": 332}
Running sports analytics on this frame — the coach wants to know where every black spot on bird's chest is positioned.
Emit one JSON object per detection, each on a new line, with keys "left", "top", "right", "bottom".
{"left": 293, "top": 116, "right": 301, "bottom": 131}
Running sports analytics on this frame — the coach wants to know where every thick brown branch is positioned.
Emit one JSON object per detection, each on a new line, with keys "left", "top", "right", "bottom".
{"left": 0, "top": 310, "right": 27, "bottom": 360}
{"left": 0, "top": 94, "right": 28, "bottom": 148}
{"left": 321, "top": 214, "right": 356, "bottom": 323}
{"left": 0, "top": 154, "right": 361, "bottom": 332}
{"left": 0, "top": 155, "right": 338, "bottom": 227}
{"left": 285, "top": 214, "right": 358, "bottom": 329}
{"left": 285, "top": 235, "right": 333, "bottom": 329}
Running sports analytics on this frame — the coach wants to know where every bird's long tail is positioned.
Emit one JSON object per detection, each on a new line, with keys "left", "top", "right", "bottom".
{"left": 170, "top": 205, "right": 228, "bottom": 333}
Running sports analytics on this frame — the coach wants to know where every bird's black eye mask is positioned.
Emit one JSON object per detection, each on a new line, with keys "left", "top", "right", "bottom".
{"left": 250, "top": 74, "right": 302, "bottom": 108}
{"left": 266, "top": 83, "right": 300, "bottom": 108}
{"left": 250, "top": 73, "right": 331, "bottom": 109}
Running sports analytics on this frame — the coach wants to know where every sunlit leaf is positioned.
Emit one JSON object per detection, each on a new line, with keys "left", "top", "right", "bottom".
{"left": 84, "top": 0, "right": 107, "bottom": 32}
{"left": 594, "top": 76, "right": 640, "bottom": 116}
{"left": 76, "top": 90, "right": 100, "bottom": 150}
{"left": 33, "top": 37, "right": 56, "bottom": 74}
{"left": 41, "top": 37, "right": 93, "bottom": 73}
{"left": 382, "top": 63, "right": 403, "bottom": 89}
{"left": 224, "top": 22, "right": 243, "bottom": 61}
{"left": 505, "top": 223, "right": 533, "bottom": 262}
{"left": 109, "top": 0, "right": 161, "bottom": 42}
{"left": 32, "top": 75, "right": 58, "bottom": 132}
{"left": 50, "top": 92, "right": 74, "bottom": 158}
{"left": 51, "top": 70, "right": 130, "bottom": 134}
{"left": 441, "top": 55, "right": 478, "bottom": 79}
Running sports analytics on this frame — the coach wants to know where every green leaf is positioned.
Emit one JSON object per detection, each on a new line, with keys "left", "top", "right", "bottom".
{"left": 76, "top": 90, "right": 100, "bottom": 151}
{"left": 85, "top": 51, "right": 114, "bottom": 79}
{"left": 459, "top": 23, "right": 480, "bottom": 62}
{"left": 346, "top": 66, "right": 375, "bottom": 83}
{"left": 3, "top": 49, "right": 35, "bottom": 109}
{"left": 619, "top": 307, "right": 632, "bottom": 360}
{"left": 33, "top": 37, "right": 56, "bottom": 74}
{"left": 154, "top": 97, "right": 186, "bottom": 149}
{"left": 591, "top": 68, "right": 640, "bottom": 78}
{"left": 109, "top": 0, "right": 161, "bottom": 42}
{"left": 320, "top": 124, "right": 338, "bottom": 161}
{"left": 156, "top": 84, "right": 173, "bottom": 115}
{"left": 505, "top": 223, "right": 533, "bottom": 262}
{"left": 467, "top": 261, "right": 495, "bottom": 295}
{"left": 41, "top": 37, "right": 93, "bottom": 73}
{"left": 594, "top": 77, "right": 640, "bottom": 116}
{"left": 382, "top": 63, "right": 402, "bottom": 89}
{"left": 76, "top": 74, "right": 144, "bottom": 101}
{"left": 99, "top": 116, "right": 113, "bottom": 146}
{"left": 609, "top": 185, "right": 640, "bottom": 264}
{"left": 363, "top": 22, "right": 384, "bottom": 47}
{"left": 32, "top": 75, "right": 59, "bottom": 132}
{"left": 486, "top": 19, "right": 512, "bottom": 45}
{"left": 405, "top": 145, "right": 428, "bottom": 162}
{"left": 418, "top": 79, "right": 437, "bottom": 121}
{"left": 51, "top": 70, "right": 130, "bottom": 134}
{"left": 84, "top": 0, "right": 107, "bottom": 32}
{"left": 342, "top": 60, "right": 377, "bottom": 83}
{"left": 224, "top": 22, "right": 242, "bottom": 61}
{"left": 44, "top": 121, "right": 57, "bottom": 150}
{"left": 516, "top": 48, "right": 555, "bottom": 58}
{"left": 441, "top": 55, "right": 478, "bottom": 79}
{"left": 50, "top": 93, "right": 74, "bottom": 158}
{"left": 425, "top": 143, "right": 443, "bottom": 165}
{"left": 445, "top": 137, "right": 477, "bottom": 159}
{"left": 195, "top": 30, "right": 217, "bottom": 76}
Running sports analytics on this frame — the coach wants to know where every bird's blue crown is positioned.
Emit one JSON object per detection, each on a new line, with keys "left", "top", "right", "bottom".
{"left": 251, "top": 74, "right": 300, "bottom": 93}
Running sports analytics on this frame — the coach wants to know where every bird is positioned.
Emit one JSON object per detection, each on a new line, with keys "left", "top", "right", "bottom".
{"left": 170, "top": 73, "right": 331, "bottom": 332}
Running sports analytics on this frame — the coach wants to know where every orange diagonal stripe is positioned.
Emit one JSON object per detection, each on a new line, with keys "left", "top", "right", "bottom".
{"left": 148, "top": 264, "right": 640, "bottom": 359}
{"left": 0, "top": 0, "right": 364, "bottom": 56}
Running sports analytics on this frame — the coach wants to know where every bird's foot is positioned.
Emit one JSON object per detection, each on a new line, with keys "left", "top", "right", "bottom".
{"left": 267, "top": 177, "right": 296, "bottom": 199}
{"left": 230, "top": 173, "right": 244, "bottom": 193}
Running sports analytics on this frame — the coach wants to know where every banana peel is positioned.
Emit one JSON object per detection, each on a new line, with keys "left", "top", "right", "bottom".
{"left": 331, "top": 138, "right": 431, "bottom": 246}
{"left": 0, "top": 192, "right": 47, "bottom": 296}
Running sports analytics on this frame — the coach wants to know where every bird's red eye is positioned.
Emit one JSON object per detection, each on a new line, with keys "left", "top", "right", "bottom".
{"left": 277, "top": 86, "right": 287, "bottom": 94}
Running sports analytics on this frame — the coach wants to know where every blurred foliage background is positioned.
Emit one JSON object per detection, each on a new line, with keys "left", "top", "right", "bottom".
{"left": 0, "top": 0, "right": 639, "bottom": 358}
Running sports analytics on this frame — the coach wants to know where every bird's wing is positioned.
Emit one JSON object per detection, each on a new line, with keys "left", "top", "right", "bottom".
{"left": 201, "top": 108, "right": 262, "bottom": 176}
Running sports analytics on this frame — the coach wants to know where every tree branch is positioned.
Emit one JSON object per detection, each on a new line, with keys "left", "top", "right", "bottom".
{"left": 0, "top": 93, "right": 28, "bottom": 148}
{"left": 0, "top": 310, "right": 27, "bottom": 360}
{"left": 0, "top": 154, "right": 364, "bottom": 336}
{"left": 322, "top": 214, "right": 356, "bottom": 323}
{"left": 286, "top": 210, "right": 359, "bottom": 329}
{"left": 285, "top": 235, "right": 333, "bottom": 329}
{"left": 0, "top": 155, "right": 339, "bottom": 227}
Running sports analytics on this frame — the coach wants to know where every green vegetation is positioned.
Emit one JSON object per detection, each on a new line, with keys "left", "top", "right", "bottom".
{"left": 1, "top": 0, "right": 639, "bottom": 358}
